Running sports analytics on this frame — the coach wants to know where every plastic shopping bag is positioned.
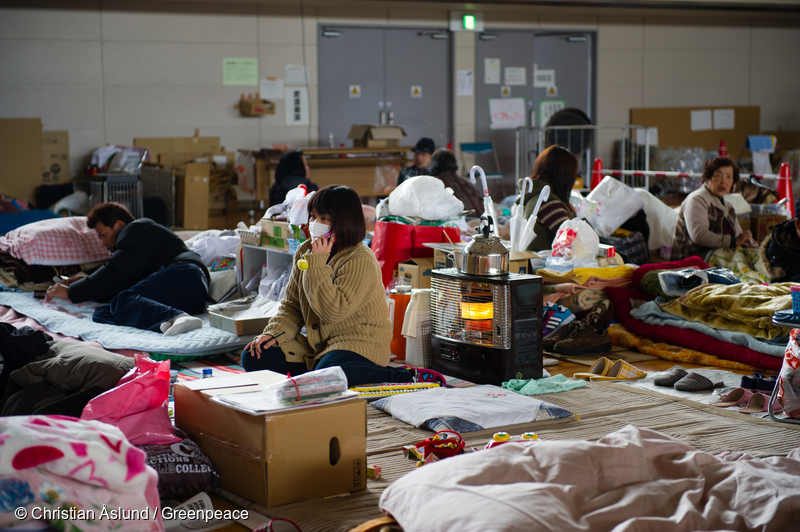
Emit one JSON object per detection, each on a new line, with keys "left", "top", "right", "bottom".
{"left": 584, "top": 176, "right": 645, "bottom": 237}
{"left": 778, "top": 329, "right": 800, "bottom": 419}
{"left": 545, "top": 219, "right": 599, "bottom": 270}
{"left": 388, "top": 176, "right": 464, "bottom": 221}
{"left": 81, "top": 354, "right": 181, "bottom": 445}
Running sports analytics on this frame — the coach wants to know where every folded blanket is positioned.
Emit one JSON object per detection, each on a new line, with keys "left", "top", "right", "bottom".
{"left": 535, "top": 265, "right": 637, "bottom": 286}
{"left": 661, "top": 282, "right": 793, "bottom": 341}
{"left": 707, "top": 246, "right": 771, "bottom": 283}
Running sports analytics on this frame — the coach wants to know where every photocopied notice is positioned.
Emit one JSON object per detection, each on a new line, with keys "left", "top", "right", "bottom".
{"left": 285, "top": 87, "right": 310, "bottom": 126}
{"left": 713, "top": 108, "right": 735, "bottom": 130}
{"left": 504, "top": 67, "right": 526, "bottom": 86}
{"left": 457, "top": 70, "right": 474, "bottom": 96}
{"left": 223, "top": 58, "right": 258, "bottom": 86}
{"left": 259, "top": 78, "right": 284, "bottom": 99}
{"left": 285, "top": 64, "right": 308, "bottom": 86}
{"left": 489, "top": 97, "right": 526, "bottom": 130}
{"left": 690, "top": 109, "right": 712, "bottom": 132}
{"left": 484, "top": 58, "right": 501, "bottom": 84}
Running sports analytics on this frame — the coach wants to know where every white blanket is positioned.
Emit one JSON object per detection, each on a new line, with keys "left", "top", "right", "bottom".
{"left": 380, "top": 425, "right": 800, "bottom": 532}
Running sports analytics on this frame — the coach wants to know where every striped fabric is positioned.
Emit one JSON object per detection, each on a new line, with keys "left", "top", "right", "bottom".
{"left": 537, "top": 199, "right": 571, "bottom": 234}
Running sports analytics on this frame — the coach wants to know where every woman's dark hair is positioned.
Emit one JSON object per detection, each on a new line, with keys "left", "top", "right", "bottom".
{"left": 702, "top": 156, "right": 739, "bottom": 184}
{"left": 429, "top": 148, "right": 458, "bottom": 176}
{"left": 530, "top": 145, "right": 578, "bottom": 204}
{"left": 274, "top": 150, "right": 306, "bottom": 184}
{"left": 86, "top": 202, "right": 135, "bottom": 228}
{"left": 307, "top": 185, "right": 365, "bottom": 249}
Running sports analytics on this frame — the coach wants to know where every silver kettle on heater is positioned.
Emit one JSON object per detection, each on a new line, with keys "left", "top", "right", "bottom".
{"left": 461, "top": 216, "right": 509, "bottom": 276}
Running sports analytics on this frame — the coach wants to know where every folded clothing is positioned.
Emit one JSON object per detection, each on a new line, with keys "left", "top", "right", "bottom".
{"left": 502, "top": 374, "right": 586, "bottom": 395}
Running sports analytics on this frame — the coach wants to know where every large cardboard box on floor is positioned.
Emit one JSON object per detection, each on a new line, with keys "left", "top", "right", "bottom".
{"left": 0, "top": 118, "right": 42, "bottom": 206}
{"left": 41, "top": 131, "right": 70, "bottom": 184}
{"left": 348, "top": 125, "right": 406, "bottom": 148}
{"left": 174, "top": 370, "right": 367, "bottom": 508}
{"left": 509, "top": 251, "right": 541, "bottom": 275}
{"left": 175, "top": 163, "right": 210, "bottom": 230}
{"left": 398, "top": 258, "right": 435, "bottom": 289}
{"left": 134, "top": 135, "right": 220, "bottom": 168}
{"left": 751, "top": 214, "right": 786, "bottom": 242}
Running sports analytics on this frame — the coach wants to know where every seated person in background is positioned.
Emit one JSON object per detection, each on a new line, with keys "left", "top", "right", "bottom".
{"left": 428, "top": 148, "right": 484, "bottom": 216}
{"left": 269, "top": 149, "right": 318, "bottom": 206}
{"left": 671, "top": 156, "right": 757, "bottom": 260}
{"left": 397, "top": 137, "right": 434, "bottom": 185}
{"left": 46, "top": 202, "right": 210, "bottom": 335}
{"left": 519, "top": 145, "right": 577, "bottom": 251}
{"left": 243, "top": 185, "right": 445, "bottom": 387}
{"left": 760, "top": 199, "right": 800, "bottom": 282}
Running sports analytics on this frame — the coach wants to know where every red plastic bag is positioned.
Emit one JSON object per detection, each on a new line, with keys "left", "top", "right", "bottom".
{"left": 81, "top": 354, "right": 181, "bottom": 445}
{"left": 371, "top": 220, "right": 460, "bottom": 287}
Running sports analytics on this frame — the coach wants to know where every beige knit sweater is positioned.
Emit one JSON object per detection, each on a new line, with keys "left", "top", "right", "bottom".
{"left": 263, "top": 240, "right": 392, "bottom": 370}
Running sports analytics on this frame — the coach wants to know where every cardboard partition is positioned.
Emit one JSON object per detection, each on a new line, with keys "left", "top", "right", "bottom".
{"left": 398, "top": 258, "right": 435, "bottom": 289}
{"left": 174, "top": 370, "right": 367, "bottom": 508}
{"left": 348, "top": 125, "right": 406, "bottom": 148}
{"left": 41, "top": 131, "right": 70, "bottom": 185}
{"left": 630, "top": 106, "right": 759, "bottom": 152}
{"left": 134, "top": 135, "right": 220, "bottom": 168}
{"left": 175, "top": 163, "right": 210, "bottom": 230}
{"left": 0, "top": 118, "right": 42, "bottom": 206}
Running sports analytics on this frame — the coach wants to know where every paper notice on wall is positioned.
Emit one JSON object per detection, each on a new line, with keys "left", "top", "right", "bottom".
{"left": 539, "top": 100, "right": 565, "bottom": 127}
{"left": 713, "top": 108, "right": 735, "bottom": 130}
{"left": 504, "top": 67, "right": 526, "bottom": 86}
{"left": 285, "top": 87, "right": 309, "bottom": 126}
{"left": 635, "top": 127, "right": 659, "bottom": 146}
{"left": 690, "top": 109, "right": 712, "bottom": 131}
{"left": 259, "top": 78, "right": 284, "bottom": 99}
{"left": 285, "top": 64, "right": 308, "bottom": 86}
{"left": 223, "top": 58, "right": 258, "bottom": 86}
{"left": 485, "top": 58, "right": 501, "bottom": 84}
{"left": 489, "top": 98, "right": 526, "bottom": 130}
{"left": 457, "top": 70, "right": 473, "bottom": 96}
{"left": 533, "top": 68, "right": 555, "bottom": 88}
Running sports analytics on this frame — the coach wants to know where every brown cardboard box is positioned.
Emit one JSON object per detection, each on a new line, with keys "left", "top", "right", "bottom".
{"left": 509, "top": 251, "right": 541, "bottom": 275}
{"left": 174, "top": 370, "right": 367, "bottom": 508}
{"left": 239, "top": 96, "right": 275, "bottom": 117}
{"left": 208, "top": 298, "right": 271, "bottom": 335}
{"left": 41, "top": 131, "right": 70, "bottom": 184}
{"left": 751, "top": 214, "right": 786, "bottom": 242}
{"left": 398, "top": 258, "right": 435, "bottom": 289}
{"left": 348, "top": 125, "right": 406, "bottom": 148}
{"left": 134, "top": 135, "right": 220, "bottom": 168}
{"left": 175, "top": 163, "right": 210, "bottom": 230}
{"left": 0, "top": 118, "right": 42, "bottom": 206}
{"left": 260, "top": 219, "right": 301, "bottom": 251}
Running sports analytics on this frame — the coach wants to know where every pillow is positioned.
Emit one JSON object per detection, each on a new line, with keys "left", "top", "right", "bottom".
{"left": 0, "top": 216, "right": 109, "bottom": 266}
{"left": 372, "top": 385, "right": 575, "bottom": 433}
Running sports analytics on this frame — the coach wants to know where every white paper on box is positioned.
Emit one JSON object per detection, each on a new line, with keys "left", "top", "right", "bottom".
{"left": 457, "top": 70, "right": 473, "bottom": 96}
{"left": 690, "top": 109, "right": 712, "bottom": 131}
{"left": 504, "top": 67, "right": 526, "bottom": 86}
{"left": 284, "top": 87, "right": 309, "bottom": 126}
{"left": 183, "top": 375, "right": 259, "bottom": 391}
{"left": 713, "top": 108, "right": 735, "bottom": 130}
{"left": 484, "top": 58, "right": 501, "bottom": 84}
{"left": 284, "top": 64, "right": 308, "bottom": 86}
{"left": 259, "top": 78, "right": 284, "bottom": 99}
{"left": 489, "top": 98, "right": 526, "bottom": 130}
{"left": 635, "top": 127, "right": 659, "bottom": 146}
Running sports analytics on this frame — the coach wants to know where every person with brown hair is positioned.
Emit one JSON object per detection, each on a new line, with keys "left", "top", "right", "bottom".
{"left": 45, "top": 202, "right": 209, "bottom": 335}
{"left": 519, "top": 145, "right": 578, "bottom": 251}
{"left": 427, "top": 148, "right": 484, "bottom": 216}
{"left": 243, "top": 185, "right": 446, "bottom": 387}
{"left": 671, "top": 156, "right": 757, "bottom": 260}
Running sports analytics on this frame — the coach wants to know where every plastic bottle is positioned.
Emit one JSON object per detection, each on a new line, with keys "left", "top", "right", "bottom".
{"left": 202, "top": 368, "right": 213, "bottom": 379}
{"left": 329, "top": 133, "right": 335, "bottom": 148}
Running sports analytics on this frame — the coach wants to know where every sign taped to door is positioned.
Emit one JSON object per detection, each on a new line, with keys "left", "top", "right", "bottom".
{"left": 539, "top": 100, "right": 565, "bottom": 127}
{"left": 489, "top": 98, "right": 526, "bottom": 130}
{"left": 485, "top": 58, "right": 501, "bottom": 84}
{"left": 349, "top": 85, "right": 361, "bottom": 98}
{"left": 533, "top": 68, "right": 556, "bottom": 88}
{"left": 411, "top": 86, "right": 422, "bottom": 98}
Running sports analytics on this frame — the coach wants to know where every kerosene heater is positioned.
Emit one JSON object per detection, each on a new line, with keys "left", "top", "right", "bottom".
{"left": 430, "top": 217, "right": 543, "bottom": 385}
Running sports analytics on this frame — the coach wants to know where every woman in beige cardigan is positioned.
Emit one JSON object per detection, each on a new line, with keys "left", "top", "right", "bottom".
{"left": 243, "top": 185, "right": 446, "bottom": 387}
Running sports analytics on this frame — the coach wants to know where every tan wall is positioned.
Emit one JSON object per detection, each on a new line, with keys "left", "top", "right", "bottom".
{"left": 1, "top": 1, "right": 799, "bottom": 179}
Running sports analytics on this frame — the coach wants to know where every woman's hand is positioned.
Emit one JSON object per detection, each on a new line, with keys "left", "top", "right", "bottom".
{"left": 46, "top": 284, "right": 70, "bottom": 301}
{"left": 245, "top": 334, "right": 276, "bottom": 359}
{"left": 311, "top": 234, "right": 335, "bottom": 255}
{"left": 62, "top": 276, "right": 82, "bottom": 286}
{"left": 736, "top": 230, "right": 758, "bottom": 248}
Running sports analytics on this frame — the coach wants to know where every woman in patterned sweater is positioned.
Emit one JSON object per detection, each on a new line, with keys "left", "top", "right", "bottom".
{"left": 242, "top": 185, "right": 445, "bottom": 387}
{"left": 520, "top": 145, "right": 578, "bottom": 252}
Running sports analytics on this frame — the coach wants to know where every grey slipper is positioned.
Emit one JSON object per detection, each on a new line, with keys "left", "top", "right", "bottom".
{"left": 653, "top": 366, "right": 688, "bottom": 387}
{"left": 674, "top": 372, "right": 724, "bottom": 392}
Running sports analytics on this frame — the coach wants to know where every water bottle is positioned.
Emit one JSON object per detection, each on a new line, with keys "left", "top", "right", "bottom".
{"left": 202, "top": 368, "right": 213, "bottom": 379}
{"left": 329, "top": 133, "right": 335, "bottom": 148}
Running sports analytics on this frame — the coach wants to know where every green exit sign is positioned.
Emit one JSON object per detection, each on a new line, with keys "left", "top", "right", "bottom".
{"left": 463, "top": 14, "right": 476, "bottom": 30}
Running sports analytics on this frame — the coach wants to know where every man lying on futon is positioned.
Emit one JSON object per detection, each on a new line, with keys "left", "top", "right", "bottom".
{"left": 46, "top": 202, "right": 210, "bottom": 335}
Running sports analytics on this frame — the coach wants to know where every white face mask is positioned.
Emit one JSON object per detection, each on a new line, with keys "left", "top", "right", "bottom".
{"left": 308, "top": 221, "right": 332, "bottom": 240}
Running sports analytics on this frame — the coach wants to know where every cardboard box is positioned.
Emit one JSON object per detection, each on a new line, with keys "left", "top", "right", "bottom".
{"left": 239, "top": 96, "right": 275, "bottom": 117}
{"left": 175, "top": 163, "right": 210, "bottom": 230}
{"left": 509, "top": 251, "right": 541, "bottom": 275}
{"left": 174, "top": 370, "right": 367, "bottom": 508}
{"left": 134, "top": 135, "right": 220, "bottom": 168}
{"left": 348, "top": 125, "right": 406, "bottom": 148}
{"left": 208, "top": 309, "right": 270, "bottom": 336}
{"left": 751, "top": 214, "right": 786, "bottom": 242}
{"left": 398, "top": 258, "right": 435, "bottom": 289}
{"left": 260, "top": 219, "right": 301, "bottom": 251}
{"left": 41, "top": 131, "right": 70, "bottom": 184}
{"left": 0, "top": 118, "right": 42, "bottom": 206}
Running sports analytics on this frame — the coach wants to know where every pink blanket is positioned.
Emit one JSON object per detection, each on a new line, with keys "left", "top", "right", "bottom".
{"left": 380, "top": 425, "right": 800, "bottom": 532}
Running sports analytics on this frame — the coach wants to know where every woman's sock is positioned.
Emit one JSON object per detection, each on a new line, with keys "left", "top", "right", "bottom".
{"left": 159, "top": 318, "right": 175, "bottom": 333}
{"left": 163, "top": 313, "right": 203, "bottom": 336}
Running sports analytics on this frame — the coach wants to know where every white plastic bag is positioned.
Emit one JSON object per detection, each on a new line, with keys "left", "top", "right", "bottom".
{"left": 584, "top": 176, "right": 645, "bottom": 237}
{"left": 778, "top": 329, "right": 800, "bottom": 420}
{"left": 388, "top": 176, "right": 464, "bottom": 221}
{"left": 287, "top": 190, "right": 315, "bottom": 226}
{"left": 545, "top": 219, "right": 599, "bottom": 270}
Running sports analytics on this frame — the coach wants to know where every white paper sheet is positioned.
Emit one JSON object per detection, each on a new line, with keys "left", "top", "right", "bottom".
{"left": 533, "top": 68, "right": 555, "bottom": 88}
{"left": 635, "top": 127, "right": 659, "bottom": 146}
{"left": 504, "top": 67, "right": 526, "bottom": 86}
{"left": 284, "top": 64, "right": 308, "bottom": 86}
{"left": 183, "top": 375, "right": 259, "bottom": 391}
{"left": 259, "top": 78, "right": 284, "bottom": 99}
{"left": 690, "top": 109, "right": 712, "bottom": 131}
{"left": 457, "top": 70, "right": 473, "bottom": 96}
{"left": 284, "top": 86, "right": 309, "bottom": 125}
{"left": 713, "top": 108, "right": 735, "bottom": 130}
{"left": 539, "top": 100, "right": 565, "bottom": 127}
{"left": 484, "top": 58, "right": 500, "bottom": 84}
{"left": 489, "top": 98, "right": 526, "bottom": 130}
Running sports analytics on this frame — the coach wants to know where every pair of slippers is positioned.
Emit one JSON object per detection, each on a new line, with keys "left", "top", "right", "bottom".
{"left": 711, "top": 387, "right": 782, "bottom": 414}
{"left": 740, "top": 373, "right": 778, "bottom": 393}
{"left": 653, "top": 367, "right": 723, "bottom": 392}
{"left": 573, "top": 357, "right": 646, "bottom": 381}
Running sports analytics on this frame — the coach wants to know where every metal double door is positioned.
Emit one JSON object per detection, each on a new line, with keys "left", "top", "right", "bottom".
{"left": 318, "top": 26, "right": 451, "bottom": 150}
{"left": 475, "top": 30, "right": 595, "bottom": 192}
